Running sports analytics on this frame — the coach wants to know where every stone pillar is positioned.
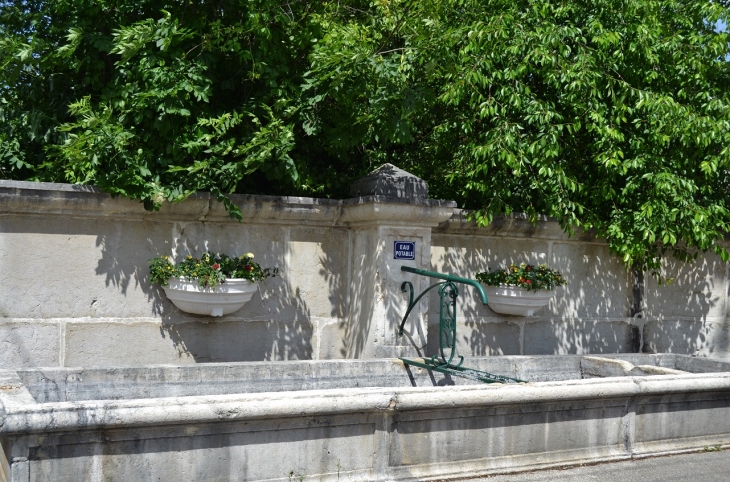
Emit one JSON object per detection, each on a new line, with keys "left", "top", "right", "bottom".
{"left": 341, "top": 164, "right": 456, "bottom": 358}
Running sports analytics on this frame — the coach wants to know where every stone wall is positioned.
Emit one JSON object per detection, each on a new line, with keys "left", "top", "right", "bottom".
{"left": 430, "top": 213, "right": 633, "bottom": 357}
{"left": 0, "top": 174, "right": 728, "bottom": 369}
{"left": 431, "top": 212, "right": 730, "bottom": 358}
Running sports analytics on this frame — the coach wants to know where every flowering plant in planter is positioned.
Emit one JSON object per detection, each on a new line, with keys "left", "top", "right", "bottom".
{"left": 149, "top": 251, "right": 279, "bottom": 317}
{"left": 149, "top": 252, "right": 278, "bottom": 288}
{"left": 476, "top": 263, "right": 566, "bottom": 291}
{"left": 475, "top": 263, "right": 566, "bottom": 317}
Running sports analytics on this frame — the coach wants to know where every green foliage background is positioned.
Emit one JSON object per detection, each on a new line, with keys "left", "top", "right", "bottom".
{"left": 2, "top": 0, "right": 730, "bottom": 272}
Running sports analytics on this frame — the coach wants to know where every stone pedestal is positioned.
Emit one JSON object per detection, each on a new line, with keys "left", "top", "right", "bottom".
{"left": 342, "top": 164, "right": 456, "bottom": 358}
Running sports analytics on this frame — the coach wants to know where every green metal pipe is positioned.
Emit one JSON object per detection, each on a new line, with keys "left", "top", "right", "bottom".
{"left": 400, "top": 266, "right": 488, "bottom": 305}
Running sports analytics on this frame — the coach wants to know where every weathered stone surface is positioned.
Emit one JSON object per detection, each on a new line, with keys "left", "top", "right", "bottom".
{"left": 64, "top": 319, "right": 314, "bottom": 366}
{"left": 1, "top": 180, "right": 456, "bottom": 368}
{"left": 316, "top": 320, "right": 348, "bottom": 359}
{"left": 463, "top": 320, "right": 521, "bottom": 356}
{"left": 430, "top": 233, "right": 550, "bottom": 280}
{"left": 0, "top": 179, "right": 345, "bottom": 224}
{"left": 642, "top": 318, "right": 730, "bottom": 356}
{"left": 675, "top": 355, "right": 730, "bottom": 373}
{"left": 427, "top": 319, "right": 521, "bottom": 357}
{"left": 0, "top": 323, "right": 59, "bottom": 369}
{"left": 343, "top": 226, "right": 434, "bottom": 359}
{"left": 349, "top": 163, "right": 428, "bottom": 199}
{"left": 581, "top": 356, "right": 636, "bottom": 377}
{"left": 170, "top": 318, "right": 314, "bottom": 362}
{"left": 636, "top": 365, "right": 686, "bottom": 375}
{"left": 550, "top": 242, "right": 631, "bottom": 319}
{"left": 634, "top": 387, "right": 730, "bottom": 451}
{"left": 3, "top": 179, "right": 730, "bottom": 369}
{"left": 28, "top": 421, "right": 376, "bottom": 482}
{"left": 435, "top": 210, "right": 571, "bottom": 239}
{"left": 0, "top": 215, "right": 290, "bottom": 320}
{"left": 17, "top": 354, "right": 714, "bottom": 404}
{"left": 3, "top": 356, "right": 730, "bottom": 482}
{"left": 580, "top": 356, "right": 687, "bottom": 378}
{"left": 288, "top": 227, "right": 349, "bottom": 319}
{"left": 523, "top": 319, "right": 637, "bottom": 355}
{"left": 430, "top": 233, "right": 549, "bottom": 321}
{"left": 64, "top": 321, "right": 195, "bottom": 366}
{"left": 339, "top": 200, "right": 456, "bottom": 227}
{"left": 645, "top": 253, "right": 727, "bottom": 320}
{"left": 389, "top": 400, "right": 627, "bottom": 468}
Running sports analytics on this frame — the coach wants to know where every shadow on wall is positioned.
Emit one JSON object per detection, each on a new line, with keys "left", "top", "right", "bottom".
{"left": 390, "top": 284, "right": 427, "bottom": 358}
{"left": 156, "top": 284, "right": 313, "bottom": 363}
{"left": 384, "top": 259, "right": 428, "bottom": 359}
{"left": 431, "top": 237, "right": 629, "bottom": 356}
{"left": 642, "top": 255, "right": 727, "bottom": 356}
{"left": 95, "top": 221, "right": 314, "bottom": 362}
{"left": 523, "top": 242, "right": 637, "bottom": 355}
{"left": 318, "top": 248, "right": 349, "bottom": 358}
{"left": 428, "top": 235, "right": 545, "bottom": 356}
{"left": 94, "top": 227, "right": 167, "bottom": 316}
{"left": 431, "top": 235, "right": 727, "bottom": 356}
{"left": 342, "top": 235, "right": 376, "bottom": 358}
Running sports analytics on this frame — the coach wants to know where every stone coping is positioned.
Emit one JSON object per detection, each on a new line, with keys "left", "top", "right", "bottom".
{"left": 0, "top": 179, "right": 455, "bottom": 207}
{"left": 436, "top": 209, "right": 602, "bottom": 241}
{"left": 2, "top": 370, "right": 730, "bottom": 434}
{"left": 0, "top": 179, "right": 456, "bottom": 227}
{"left": 5, "top": 180, "right": 725, "bottom": 244}
{"left": 0, "top": 179, "right": 590, "bottom": 240}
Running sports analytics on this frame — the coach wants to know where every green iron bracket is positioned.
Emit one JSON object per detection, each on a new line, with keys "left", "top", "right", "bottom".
{"left": 398, "top": 266, "right": 525, "bottom": 384}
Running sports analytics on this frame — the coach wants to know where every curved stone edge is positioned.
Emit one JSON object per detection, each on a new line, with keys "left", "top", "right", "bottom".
{"left": 3, "top": 373, "right": 730, "bottom": 434}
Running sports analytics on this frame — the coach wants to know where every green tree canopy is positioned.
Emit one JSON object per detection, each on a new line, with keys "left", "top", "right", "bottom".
{"left": 2, "top": 0, "right": 730, "bottom": 272}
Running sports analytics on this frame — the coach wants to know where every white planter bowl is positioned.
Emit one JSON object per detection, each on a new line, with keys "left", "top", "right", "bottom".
{"left": 162, "top": 278, "right": 258, "bottom": 317}
{"left": 483, "top": 285, "right": 555, "bottom": 316}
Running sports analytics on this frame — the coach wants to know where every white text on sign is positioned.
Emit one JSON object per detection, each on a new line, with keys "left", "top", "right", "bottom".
{"left": 394, "top": 241, "right": 416, "bottom": 260}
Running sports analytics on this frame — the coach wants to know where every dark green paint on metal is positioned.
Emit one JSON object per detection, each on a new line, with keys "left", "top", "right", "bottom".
{"left": 399, "top": 357, "right": 525, "bottom": 384}
{"left": 398, "top": 265, "right": 526, "bottom": 384}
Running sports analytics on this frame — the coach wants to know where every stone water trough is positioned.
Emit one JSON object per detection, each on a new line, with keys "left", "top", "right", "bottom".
{"left": 2, "top": 354, "right": 730, "bottom": 481}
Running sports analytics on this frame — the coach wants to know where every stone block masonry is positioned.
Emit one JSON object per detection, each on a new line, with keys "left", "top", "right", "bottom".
{"left": 3, "top": 356, "right": 730, "bottom": 481}
{"left": 1, "top": 166, "right": 729, "bottom": 368}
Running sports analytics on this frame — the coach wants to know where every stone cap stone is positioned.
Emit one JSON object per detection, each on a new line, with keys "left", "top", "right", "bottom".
{"left": 349, "top": 163, "right": 428, "bottom": 200}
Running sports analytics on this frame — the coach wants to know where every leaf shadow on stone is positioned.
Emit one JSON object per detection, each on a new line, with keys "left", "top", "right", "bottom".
{"left": 430, "top": 223, "right": 726, "bottom": 358}
{"left": 95, "top": 219, "right": 314, "bottom": 363}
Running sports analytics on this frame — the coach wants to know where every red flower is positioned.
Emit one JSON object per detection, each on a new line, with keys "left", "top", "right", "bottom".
{"left": 245, "top": 265, "right": 254, "bottom": 272}
{"left": 526, "top": 279, "right": 532, "bottom": 284}
{"left": 212, "top": 263, "right": 220, "bottom": 270}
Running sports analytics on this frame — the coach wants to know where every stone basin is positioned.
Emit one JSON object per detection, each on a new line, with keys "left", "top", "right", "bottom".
{"left": 2, "top": 354, "right": 730, "bottom": 481}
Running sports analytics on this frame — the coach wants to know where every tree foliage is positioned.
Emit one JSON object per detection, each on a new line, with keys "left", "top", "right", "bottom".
{"left": 2, "top": 0, "right": 730, "bottom": 272}
{"left": 1, "top": 0, "right": 323, "bottom": 216}
{"left": 404, "top": 0, "right": 730, "bottom": 274}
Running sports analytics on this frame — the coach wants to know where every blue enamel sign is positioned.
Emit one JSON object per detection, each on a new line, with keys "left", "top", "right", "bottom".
{"left": 394, "top": 241, "right": 416, "bottom": 260}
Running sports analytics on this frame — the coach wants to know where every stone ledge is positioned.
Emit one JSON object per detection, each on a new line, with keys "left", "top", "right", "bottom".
{"left": 0, "top": 180, "right": 456, "bottom": 226}
{"left": 436, "top": 209, "right": 602, "bottom": 242}
{"left": 3, "top": 372, "right": 730, "bottom": 434}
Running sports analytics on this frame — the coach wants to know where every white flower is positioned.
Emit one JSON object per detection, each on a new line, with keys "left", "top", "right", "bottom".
{"left": 151, "top": 191, "right": 165, "bottom": 205}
